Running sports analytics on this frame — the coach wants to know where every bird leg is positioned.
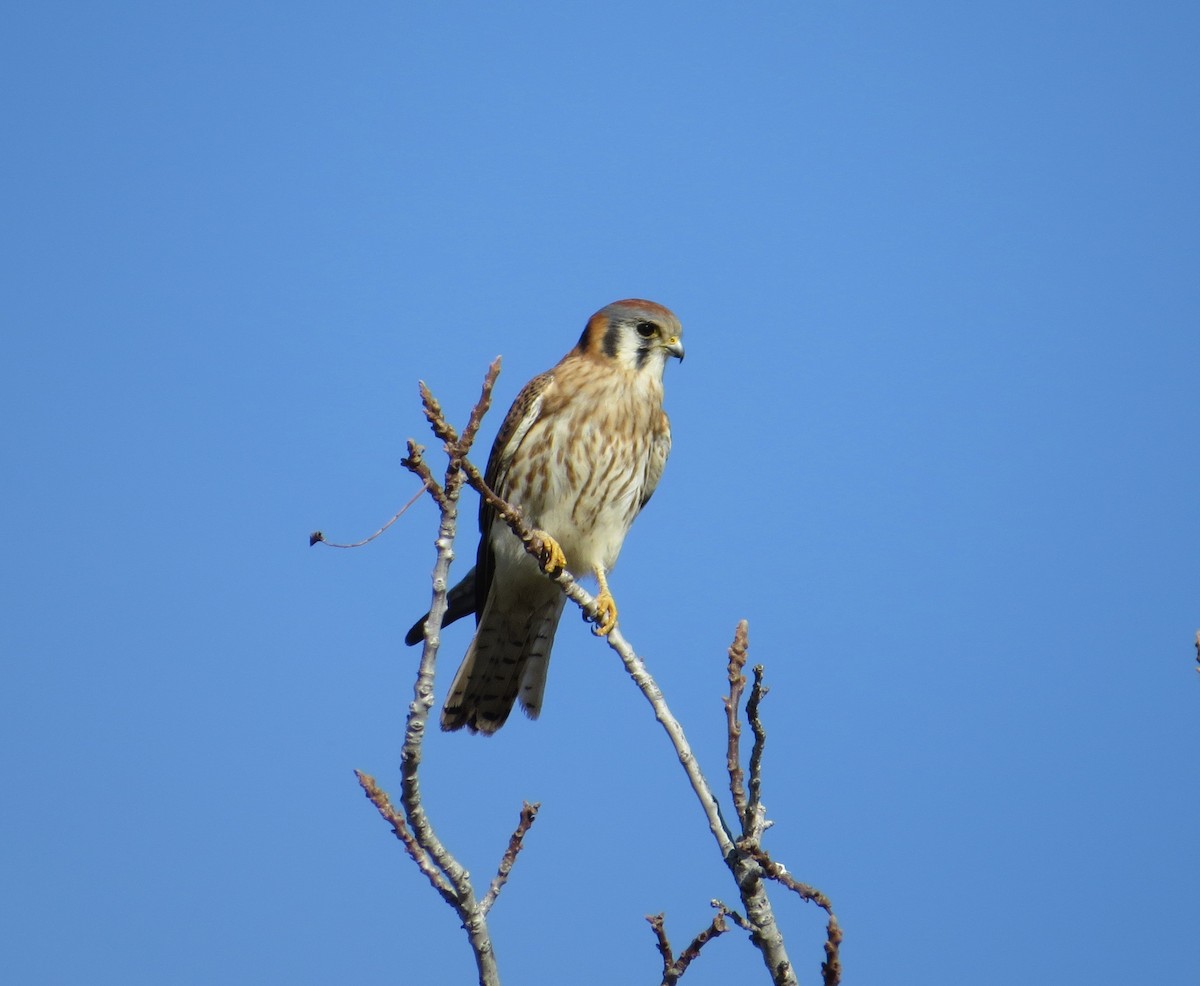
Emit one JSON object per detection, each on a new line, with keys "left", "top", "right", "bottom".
{"left": 531, "top": 529, "right": 567, "bottom": 576}
{"left": 591, "top": 565, "right": 618, "bottom": 636}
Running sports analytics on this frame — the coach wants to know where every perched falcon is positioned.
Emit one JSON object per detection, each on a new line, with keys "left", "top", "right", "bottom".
{"left": 405, "top": 299, "right": 684, "bottom": 734}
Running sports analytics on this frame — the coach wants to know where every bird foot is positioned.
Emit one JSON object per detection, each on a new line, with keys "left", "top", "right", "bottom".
{"left": 592, "top": 588, "right": 618, "bottom": 636}
{"left": 591, "top": 566, "right": 618, "bottom": 635}
{"left": 532, "top": 529, "right": 567, "bottom": 576}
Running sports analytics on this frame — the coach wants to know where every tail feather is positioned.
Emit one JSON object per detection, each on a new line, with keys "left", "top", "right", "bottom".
{"left": 516, "top": 595, "right": 566, "bottom": 721}
{"left": 441, "top": 589, "right": 565, "bottom": 734}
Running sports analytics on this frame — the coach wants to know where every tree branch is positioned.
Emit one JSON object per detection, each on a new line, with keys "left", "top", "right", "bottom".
{"left": 354, "top": 768, "right": 456, "bottom": 905}
{"left": 480, "top": 801, "right": 541, "bottom": 916}
{"left": 745, "top": 663, "right": 769, "bottom": 841}
{"left": 647, "top": 913, "right": 675, "bottom": 978}
{"left": 646, "top": 907, "right": 731, "bottom": 985}
{"left": 725, "top": 622, "right": 750, "bottom": 833}
{"left": 353, "top": 359, "right": 538, "bottom": 986}
{"left": 738, "top": 846, "right": 842, "bottom": 985}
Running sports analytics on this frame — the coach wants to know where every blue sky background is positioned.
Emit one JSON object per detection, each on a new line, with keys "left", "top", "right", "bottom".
{"left": 4, "top": 3, "right": 1198, "bottom": 983}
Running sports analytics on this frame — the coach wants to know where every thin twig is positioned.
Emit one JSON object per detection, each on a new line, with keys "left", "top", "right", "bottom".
{"left": 647, "top": 914, "right": 674, "bottom": 979}
{"left": 712, "top": 898, "right": 754, "bottom": 933}
{"left": 402, "top": 440, "right": 445, "bottom": 506}
{"left": 309, "top": 481, "right": 430, "bottom": 548}
{"left": 459, "top": 358, "right": 502, "bottom": 454}
{"left": 740, "top": 845, "right": 835, "bottom": 913}
{"left": 725, "top": 621, "right": 749, "bottom": 833}
{"left": 737, "top": 843, "right": 843, "bottom": 984}
{"left": 606, "top": 623, "right": 740, "bottom": 855}
{"left": 647, "top": 907, "right": 733, "bottom": 985}
{"left": 480, "top": 801, "right": 541, "bottom": 915}
{"left": 822, "top": 916, "right": 844, "bottom": 986}
{"left": 395, "top": 495, "right": 462, "bottom": 887}
{"left": 671, "top": 908, "right": 729, "bottom": 980}
{"left": 745, "top": 663, "right": 769, "bottom": 839}
{"left": 354, "top": 769, "right": 456, "bottom": 905}
{"left": 419, "top": 380, "right": 459, "bottom": 446}
{"left": 355, "top": 365, "right": 517, "bottom": 986}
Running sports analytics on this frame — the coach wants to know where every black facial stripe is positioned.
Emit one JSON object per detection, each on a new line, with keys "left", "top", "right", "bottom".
{"left": 602, "top": 322, "right": 621, "bottom": 359}
{"left": 635, "top": 345, "right": 650, "bottom": 370}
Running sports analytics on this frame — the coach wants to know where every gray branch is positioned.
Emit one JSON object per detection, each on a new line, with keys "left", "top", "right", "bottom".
{"left": 353, "top": 360, "right": 541, "bottom": 986}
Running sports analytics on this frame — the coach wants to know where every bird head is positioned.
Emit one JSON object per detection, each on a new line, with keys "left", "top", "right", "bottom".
{"left": 576, "top": 299, "right": 684, "bottom": 374}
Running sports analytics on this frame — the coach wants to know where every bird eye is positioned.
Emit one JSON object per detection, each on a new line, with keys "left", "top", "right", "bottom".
{"left": 635, "top": 321, "right": 657, "bottom": 338}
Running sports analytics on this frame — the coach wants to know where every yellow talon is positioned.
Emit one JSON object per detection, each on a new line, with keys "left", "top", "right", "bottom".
{"left": 592, "top": 566, "right": 618, "bottom": 636}
{"left": 532, "top": 529, "right": 567, "bottom": 576}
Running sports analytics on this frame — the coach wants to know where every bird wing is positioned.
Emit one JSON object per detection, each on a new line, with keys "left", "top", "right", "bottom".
{"left": 475, "top": 369, "right": 555, "bottom": 617}
{"left": 639, "top": 409, "right": 672, "bottom": 509}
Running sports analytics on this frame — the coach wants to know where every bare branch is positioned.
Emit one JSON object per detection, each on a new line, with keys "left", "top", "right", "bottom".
{"left": 419, "top": 380, "right": 459, "bottom": 446}
{"left": 396, "top": 500, "right": 460, "bottom": 885}
{"left": 354, "top": 769, "right": 455, "bottom": 905}
{"left": 737, "top": 844, "right": 842, "bottom": 985}
{"left": 354, "top": 363, "right": 528, "bottom": 986}
{"left": 607, "top": 624, "right": 741, "bottom": 855}
{"left": 647, "top": 909, "right": 731, "bottom": 985}
{"left": 647, "top": 914, "right": 674, "bottom": 980}
{"left": 459, "top": 357, "right": 502, "bottom": 455}
{"left": 600, "top": 617, "right": 801, "bottom": 984}
{"left": 725, "top": 621, "right": 749, "bottom": 833}
{"left": 822, "top": 916, "right": 844, "bottom": 986}
{"left": 745, "top": 663, "right": 769, "bottom": 839}
{"left": 739, "top": 846, "right": 834, "bottom": 914}
{"left": 671, "top": 908, "right": 729, "bottom": 981}
{"left": 402, "top": 440, "right": 445, "bottom": 506}
{"left": 712, "top": 898, "right": 754, "bottom": 933}
{"left": 480, "top": 801, "right": 541, "bottom": 915}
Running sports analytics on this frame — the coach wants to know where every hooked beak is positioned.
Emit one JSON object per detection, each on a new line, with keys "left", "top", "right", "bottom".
{"left": 666, "top": 336, "right": 685, "bottom": 362}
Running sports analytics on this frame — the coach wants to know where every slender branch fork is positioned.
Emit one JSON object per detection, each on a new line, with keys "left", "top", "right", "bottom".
{"left": 348, "top": 359, "right": 541, "bottom": 986}
{"left": 322, "top": 360, "right": 841, "bottom": 985}
{"left": 647, "top": 904, "right": 731, "bottom": 985}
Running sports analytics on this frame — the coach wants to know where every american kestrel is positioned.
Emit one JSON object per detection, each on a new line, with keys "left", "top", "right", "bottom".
{"left": 406, "top": 299, "right": 684, "bottom": 734}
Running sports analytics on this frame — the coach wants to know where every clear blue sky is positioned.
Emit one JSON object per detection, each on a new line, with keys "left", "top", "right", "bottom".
{"left": 4, "top": 3, "right": 1198, "bottom": 983}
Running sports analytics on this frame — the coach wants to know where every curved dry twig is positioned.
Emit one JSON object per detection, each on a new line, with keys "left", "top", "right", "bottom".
{"left": 308, "top": 481, "right": 429, "bottom": 548}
